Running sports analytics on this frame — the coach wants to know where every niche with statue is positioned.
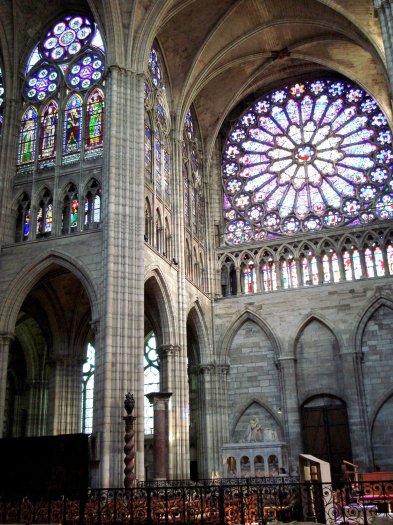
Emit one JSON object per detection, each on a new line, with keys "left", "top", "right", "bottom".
{"left": 221, "top": 402, "right": 288, "bottom": 478}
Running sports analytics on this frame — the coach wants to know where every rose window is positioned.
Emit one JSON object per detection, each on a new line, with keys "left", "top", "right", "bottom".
{"left": 222, "top": 79, "right": 393, "bottom": 244}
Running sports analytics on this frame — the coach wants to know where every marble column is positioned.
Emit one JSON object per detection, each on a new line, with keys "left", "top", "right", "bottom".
{"left": 0, "top": 333, "right": 14, "bottom": 437}
{"left": 146, "top": 392, "right": 172, "bottom": 480}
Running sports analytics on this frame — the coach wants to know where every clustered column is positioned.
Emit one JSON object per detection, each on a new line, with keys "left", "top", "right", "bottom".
{"left": 375, "top": 0, "right": 393, "bottom": 95}
{"left": 0, "top": 333, "right": 14, "bottom": 437}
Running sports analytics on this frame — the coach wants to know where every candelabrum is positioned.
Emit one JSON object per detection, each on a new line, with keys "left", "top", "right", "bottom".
{"left": 123, "top": 392, "right": 136, "bottom": 488}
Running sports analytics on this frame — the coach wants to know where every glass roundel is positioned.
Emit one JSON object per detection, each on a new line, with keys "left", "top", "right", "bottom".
{"left": 23, "top": 64, "right": 60, "bottom": 102}
{"left": 222, "top": 79, "right": 393, "bottom": 244}
{"left": 40, "top": 16, "right": 94, "bottom": 63}
{"left": 66, "top": 49, "right": 105, "bottom": 91}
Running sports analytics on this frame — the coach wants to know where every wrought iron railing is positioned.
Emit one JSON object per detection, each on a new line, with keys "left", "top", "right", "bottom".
{"left": 1, "top": 479, "right": 393, "bottom": 524}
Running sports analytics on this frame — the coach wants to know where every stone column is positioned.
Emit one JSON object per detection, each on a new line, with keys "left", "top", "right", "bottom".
{"left": 95, "top": 66, "right": 145, "bottom": 487}
{"left": 0, "top": 99, "right": 19, "bottom": 244}
{"left": 28, "top": 379, "right": 48, "bottom": 436}
{"left": 340, "top": 351, "right": 373, "bottom": 471}
{"left": 278, "top": 356, "right": 302, "bottom": 474}
{"left": 146, "top": 392, "right": 172, "bottom": 480}
{"left": 374, "top": 0, "right": 393, "bottom": 96}
{"left": 47, "top": 356, "right": 84, "bottom": 435}
{"left": 0, "top": 333, "right": 14, "bottom": 437}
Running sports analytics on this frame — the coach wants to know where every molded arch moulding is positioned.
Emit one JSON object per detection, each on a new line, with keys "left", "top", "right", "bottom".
{"left": 293, "top": 313, "right": 345, "bottom": 357}
{"left": 144, "top": 265, "right": 175, "bottom": 345}
{"left": 186, "top": 299, "right": 211, "bottom": 364}
{"left": 354, "top": 295, "right": 393, "bottom": 353}
{"left": 218, "top": 309, "right": 280, "bottom": 363}
{"left": 0, "top": 249, "right": 100, "bottom": 335}
{"left": 369, "top": 389, "right": 393, "bottom": 436}
{"left": 230, "top": 398, "right": 284, "bottom": 438}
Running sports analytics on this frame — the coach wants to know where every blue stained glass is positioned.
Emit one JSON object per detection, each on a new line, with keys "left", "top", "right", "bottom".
{"left": 359, "top": 185, "right": 377, "bottom": 201}
{"left": 66, "top": 49, "right": 105, "bottom": 91}
{"left": 372, "top": 113, "right": 387, "bottom": 127}
{"left": 18, "top": 106, "right": 38, "bottom": 165}
{"left": 301, "top": 95, "right": 314, "bottom": 122}
{"left": 271, "top": 106, "right": 290, "bottom": 130}
{"left": 41, "top": 16, "right": 95, "bottom": 63}
{"left": 259, "top": 116, "right": 282, "bottom": 134}
{"left": 240, "top": 164, "right": 270, "bottom": 179}
{"left": 329, "top": 82, "right": 345, "bottom": 97}
{"left": 321, "top": 98, "right": 344, "bottom": 124}
{"left": 63, "top": 94, "right": 82, "bottom": 155}
{"left": 23, "top": 64, "right": 60, "bottom": 103}
{"left": 286, "top": 99, "right": 300, "bottom": 125}
{"left": 341, "top": 143, "right": 377, "bottom": 156}
{"left": 329, "top": 176, "right": 355, "bottom": 196}
{"left": 312, "top": 95, "right": 329, "bottom": 122}
{"left": 222, "top": 78, "right": 393, "bottom": 244}
{"left": 376, "top": 194, "right": 393, "bottom": 219}
{"left": 242, "top": 141, "right": 271, "bottom": 153}
{"left": 249, "top": 128, "right": 274, "bottom": 144}
{"left": 341, "top": 129, "right": 374, "bottom": 145}
{"left": 244, "top": 173, "right": 274, "bottom": 191}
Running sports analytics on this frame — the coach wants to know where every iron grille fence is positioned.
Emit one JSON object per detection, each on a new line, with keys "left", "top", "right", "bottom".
{"left": 1, "top": 478, "right": 393, "bottom": 524}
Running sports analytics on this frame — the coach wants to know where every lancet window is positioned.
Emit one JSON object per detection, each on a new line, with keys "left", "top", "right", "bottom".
{"left": 144, "top": 333, "right": 159, "bottom": 434}
{"left": 14, "top": 14, "right": 105, "bottom": 243}
{"left": 81, "top": 342, "right": 95, "bottom": 434}
{"left": 144, "top": 45, "right": 172, "bottom": 260}
{"left": 222, "top": 79, "right": 393, "bottom": 245}
{"left": 17, "top": 14, "right": 105, "bottom": 171}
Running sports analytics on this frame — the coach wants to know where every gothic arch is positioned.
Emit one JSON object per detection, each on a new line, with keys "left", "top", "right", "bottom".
{"left": 293, "top": 313, "right": 344, "bottom": 357}
{"left": 354, "top": 296, "right": 393, "bottom": 353}
{"left": 218, "top": 309, "right": 280, "bottom": 363}
{"left": 144, "top": 267, "right": 175, "bottom": 345}
{"left": 230, "top": 398, "right": 284, "bottom": 438}
{"left": 186, "top": 300, "right": 210, "bottom": 364}
{"left": 0, "top": 250, "right": 99, "bottom": 335}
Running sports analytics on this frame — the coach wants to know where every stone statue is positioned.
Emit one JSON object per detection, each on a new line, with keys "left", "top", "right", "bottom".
{"left": 245, "top": 416, "right": 263, "bottom": 442}
{"left": 124, "top": 392, "right": 135, "bottom": 416}
{"left": 264, "top": 428, "right": 279, "bottom": 441}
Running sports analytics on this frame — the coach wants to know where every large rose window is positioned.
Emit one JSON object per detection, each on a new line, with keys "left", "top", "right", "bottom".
{"left": 222, "top": 79, "right": 393, "bottom": 244}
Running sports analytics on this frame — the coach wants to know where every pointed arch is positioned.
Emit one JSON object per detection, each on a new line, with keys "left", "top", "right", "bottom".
{"left": 63, "top": 93, "right": 83, "bottom": 158}
{"left": 293, "top": 313, "right": 344, "bottom": 356}
{"left": 230, "top": 398, "right": 284, "bottom": 438}
{"left": 354, "top": 296, "right": 393, "bottom": 353}
{"left": 85, "top": 87, "right": 104, "bottom": 157}
{"left": 17, "top": 106, "right": 38, "bottom": 165}
{"left": 144, "top": 267, "right": 175, "bottom": 345}
{"left": 218, "top": 309, "right": 280, "bottom": 363}
{"left": 186, "top": 301, "right": 210, "bottom": 364}
{"left": 0, "top": 250, "right": 100, "bottom": 335}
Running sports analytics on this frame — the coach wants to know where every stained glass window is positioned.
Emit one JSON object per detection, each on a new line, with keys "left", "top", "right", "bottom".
{"left": 148, "top": 48, "right": 162, "bottom": 88}
{"left": 85, "top": 88, "right": 104, "bottom": 158}
{"left": 39, "top": 100, "right": 57, "bottom": 165}
{"left": 387, "top": 244, "right": 393, "bottom": 274}
{"left": 19, "top": 14, "right": 105, "bottom": 170}
{"left": 145, "top": 116, "right": 152, "bottom": 179}
{"left": 241, "top": 260, "right": 256, "bottom": 294}
{"left": 81, "top": 342, "right": 95, "bottom": 434}
{"left": 322, "top": 254, "right": 331, "bottom": 282}
{"left": 144, "top": 333, "right": 159, "bottom": 434}
{"left": 63, "top": 94, "right": 82, "bottom": 159}
{"left": 84, "top": 182, "right": 101, "bottom": 227}
{"left": 18, "top": 107, "right": 37, "bottom": 165}
{"left": 374, "top": 246, "right": 385, "bottom": 276}
{"left": 365, "top": 248, "right": 375, "bottom": 278}
{"left": 223, "top": 79, "right": 393, "bottom": 244}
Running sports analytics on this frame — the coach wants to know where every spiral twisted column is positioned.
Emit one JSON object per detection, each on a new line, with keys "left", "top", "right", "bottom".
{"left": 123, "top": 392, "right": 136, "bottom": 488}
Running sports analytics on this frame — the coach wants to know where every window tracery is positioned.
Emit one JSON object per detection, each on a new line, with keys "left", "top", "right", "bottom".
{"left": 144, "top": 45, "right": 172, "bottom": 259}
{"left": 81, "top": 342, "right": 95, "bottom": 434}
{"left": 144, "top": 332, "right": 159, "bottom": 435}
{"left": 223, "top": 79, "right": 393, "bottom": 245}
{"left": 14, "top": 14, "right": 105, "bottom": 243}
{"left": 17, "top": 14, "right": 105, "bottom": 172}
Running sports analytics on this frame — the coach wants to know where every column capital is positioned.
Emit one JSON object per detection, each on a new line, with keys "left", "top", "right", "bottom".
{"left": 0, "top": 333, "right": 15, "bottom": 344}
{"left": 146, "top": 391, "right": 172, "bottom": 409}
{"left": 157, "top": 344, "right": 180, "bottom": 358}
